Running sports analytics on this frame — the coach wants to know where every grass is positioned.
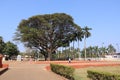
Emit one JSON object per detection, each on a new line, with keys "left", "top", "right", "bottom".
{"left": 74, "top": 66, "right": 120, "bottom": 80}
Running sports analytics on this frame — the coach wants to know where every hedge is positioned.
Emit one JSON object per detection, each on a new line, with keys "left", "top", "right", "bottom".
{"left": 50, "top": 63, "right": 75, "bottom": 80}
{"left": 87, "top": 70, "right": 120, "bottom": 80}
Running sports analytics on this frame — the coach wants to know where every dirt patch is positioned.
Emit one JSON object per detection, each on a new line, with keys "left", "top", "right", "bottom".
{"left": 35, "top": 61, "right": 120, "bottom": 70}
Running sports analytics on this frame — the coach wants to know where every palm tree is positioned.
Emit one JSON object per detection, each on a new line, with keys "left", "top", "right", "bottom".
{"left": 99, "top": 47, "right": 107, "bottom": 57}
{"left": 89, "top": 46, "right": 93, "bottom": 58}
{"left": 82, "top": 26, "right": 92, "bottom": 60}
{"left": 77, "top": 29, "right": 84, "bottom": 60}
{"left": 107, "top": 44, "right": 116, "bottom": 55}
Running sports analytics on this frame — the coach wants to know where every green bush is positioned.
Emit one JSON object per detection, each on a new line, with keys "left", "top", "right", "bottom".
{"left": 50, "top": 63, "right": 75, "bottom": 80}
{"left": 87, "top": 70, "right": 120, "bottom": 80}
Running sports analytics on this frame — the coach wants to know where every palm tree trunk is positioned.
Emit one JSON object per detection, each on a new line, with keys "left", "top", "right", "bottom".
{"left": 78, "top": 40, "right": 81, "bottom": 60}
{"left": 84, "top": 36, "right": 86, "bottom": 61}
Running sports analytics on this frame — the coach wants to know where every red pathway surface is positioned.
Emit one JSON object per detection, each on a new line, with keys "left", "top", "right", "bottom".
{"left": 1, "top": 60, "right": 120, "bottom": 80}
{"left": 34, "top": 60, "right": 120, "bottom": 70}
{"left": 0, "top": 61, "right": 68, "bottom": 80}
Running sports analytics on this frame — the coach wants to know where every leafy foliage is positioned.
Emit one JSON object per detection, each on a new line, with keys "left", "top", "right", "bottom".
{"left": 3, "top": 41, "right": 19, "bottom": 57}
{"left": 107, "top": 44, "right": 116, "bottom": 55}
{"left": 82, "top": 26, "right": 92, "bottom": 38}
{"left": 81, "top": 44, "right": 116, "bottom": 58}
{"left": 0, "top": 36, "right": 19, "bottom": 59}
{"left": 15, "top": 13, "right": 83, "bottom": 60}
{"left": 87, "top": 70, "right": 120, "bottom": 80}
{"left": 50, "top": 63, "right": 75, "bottom": 80}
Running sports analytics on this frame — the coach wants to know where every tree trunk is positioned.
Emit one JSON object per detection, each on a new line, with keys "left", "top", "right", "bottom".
{"left": 84, "top": 37, "right": 86, "bottom": 61}
{"left": 78, "top": 40, "right": 81, "bottom": 60}
{"left": 43, "top": 54, "right": 47, "bottom": 61}
{"left": 44, "top": 56, "right": 47, "bottom": 61}
{"left": 73, "top": 41, "right": 75, "bottom": 59}
{"left": 47, "top": 50, "right": 52, "bottom": 61}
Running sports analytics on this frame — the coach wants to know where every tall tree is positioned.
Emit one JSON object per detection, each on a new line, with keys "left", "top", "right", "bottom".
{"left": 77, "top": 29, "right": 83, "bottom": 60}
{"left": 107, "top": 44, "right": 116, "bottom": 55}
{"left": 87, "top": 46, "right": 93, "bottom": 58}
{"left": 14, "top": 13, "right": 82, "bottom": 60}
{"left": 82, "top": 26, "right": 92, "bottom": 60}
{"left": 3, "top": 41, "right": 19, "bottom": 58}
{"left": 93, "top": 46, "right": 99, "bottom": 58}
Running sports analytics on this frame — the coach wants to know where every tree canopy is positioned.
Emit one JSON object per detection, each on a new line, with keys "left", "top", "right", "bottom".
{"left": 3, "top": 41, "right": 19, "bottom": 58}
{"left": 15, "top": 13, "right": 83, "bottom": 60}
{"left": 0, "top": 36, "right": 19, "bottom": 59}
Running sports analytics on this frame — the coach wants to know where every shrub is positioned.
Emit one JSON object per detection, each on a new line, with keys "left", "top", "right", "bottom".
{"left": 50, "top": 63, "right": 75, "bottom": 80}
{"left": 87, "top": 70, "right": 120, "bottom": 80}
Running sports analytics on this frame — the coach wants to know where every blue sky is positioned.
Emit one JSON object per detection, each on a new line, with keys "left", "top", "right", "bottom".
{"left": 0, "top": 0, "right": 120, "bottom": 52}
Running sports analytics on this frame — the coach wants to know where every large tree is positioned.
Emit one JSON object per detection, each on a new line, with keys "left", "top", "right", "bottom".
{"left": 107, "top": 44, "right": 116, "bottom": 55}
{"left": 15, "top": 13, "right": 83, "bottom": 60}
{"left": 3, "top": 41, "right": 19, "bottom": 58}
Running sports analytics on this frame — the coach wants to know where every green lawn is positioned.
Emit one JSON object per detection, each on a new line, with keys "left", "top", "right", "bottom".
{"left": 74, "top": 66, "right": 120, "bottom": 80}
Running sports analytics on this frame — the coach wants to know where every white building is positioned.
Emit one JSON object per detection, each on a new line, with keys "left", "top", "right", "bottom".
{"left": 113, "top": 53, "right": 120, "bottom": 58}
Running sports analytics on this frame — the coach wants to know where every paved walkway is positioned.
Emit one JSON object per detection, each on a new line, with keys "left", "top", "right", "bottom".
{"left": 1, "top": 61, "right": 67, "bottom": 80}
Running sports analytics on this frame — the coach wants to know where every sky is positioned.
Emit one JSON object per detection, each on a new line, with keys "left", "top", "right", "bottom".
{"left": 0, "top": 0, "right": 120, "bottom": 52}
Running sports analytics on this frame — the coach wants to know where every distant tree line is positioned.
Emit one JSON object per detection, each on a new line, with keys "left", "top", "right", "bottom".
{"left": 50, "top": 44, "right": 116, "bottom": 60}
{"left": 81, "top": 44, "right": 116, "bottom": 58}
{"left": 0, "top": 36, "right": 19, "bottom": 60}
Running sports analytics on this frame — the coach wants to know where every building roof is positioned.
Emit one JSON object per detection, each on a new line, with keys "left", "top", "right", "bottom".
{"left": 115, "top": 53, "right": 120, "bottom": 55}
